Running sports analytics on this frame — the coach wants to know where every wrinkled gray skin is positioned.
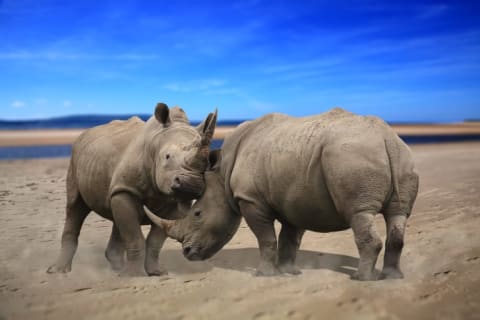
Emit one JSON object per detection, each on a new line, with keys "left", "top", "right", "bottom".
{"left": 147, "top": 108, "right": 419, "bottom": 281}
{"left": 47, "top": 103, "right": 217, "bottom": 277}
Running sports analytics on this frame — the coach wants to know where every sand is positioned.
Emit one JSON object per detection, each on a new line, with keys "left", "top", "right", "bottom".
{"left": 0, "top": 142, "right": 479, "bottom": 320}
{"left": 1, "top": 123, "right": 480, "bottom": 146}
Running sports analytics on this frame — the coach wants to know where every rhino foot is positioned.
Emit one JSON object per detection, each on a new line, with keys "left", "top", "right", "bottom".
{"left": 119, "top": 265, "right": 148, "bottom": 277}
{"left": 105, "top": 252, "right": 125, "bottom": 271}
{"left": 380, "top": 267, "right": 404, "bottom": 280}
{"left": 277, "top": 263, "right": 302, "bottom": 275}
{"left": 351, "top": 270, "right": 379, "bottom": 281}
{"left": 146, "top": 265, "right": 168, "bottom": 277}
{"left": 46, "top": 263, "right": 71, "bottom": 274}
{"left": 254, "top": 265, "right": 280, "bottom": 277}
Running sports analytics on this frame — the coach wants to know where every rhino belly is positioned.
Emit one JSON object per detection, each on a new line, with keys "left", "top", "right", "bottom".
{"left": 273, "top": 180, "right": 349, "bottom": 232}
{"left": 73, "top": 150, "right": 116, "bottom": 220}
{"left": 280, "top": 200, "right": 349, "bottom": 232}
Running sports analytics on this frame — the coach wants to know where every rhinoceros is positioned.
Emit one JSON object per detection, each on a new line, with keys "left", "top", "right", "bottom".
{"left": 47, "top": 103, "right": 217, "bottom": 277}
{"left": 146, "top": 108, "right": 419, "bottom": 281}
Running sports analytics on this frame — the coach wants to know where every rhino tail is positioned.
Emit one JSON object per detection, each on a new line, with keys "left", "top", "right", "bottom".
{"left": 384, "top": 137, "right": 401, "bottom": 210}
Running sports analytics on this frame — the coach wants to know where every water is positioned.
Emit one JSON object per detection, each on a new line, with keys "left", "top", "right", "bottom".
{"left": 0, "top": 140, "right": 225, "bottom": 160}
{"left": 0, "top": 115, "right": 244, "bottom": 130}
{"left": 1, "top": 136, "right": 480, "bottom": 160}
{"left": 1, "top": 115, "right": 479, "bottom": 160}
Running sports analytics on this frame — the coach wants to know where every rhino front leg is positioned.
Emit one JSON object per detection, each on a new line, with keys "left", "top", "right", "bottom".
{"left": 239, "top": 201, "right": 279, "bottom": 276}
{"left": 47, "top": 198, "right": 90, "bottom": 273}
{"left": 145, "top": 223, "right": 168, "bottom": 276}
{"left": 111, "top": 193, "right": 147, "bottom": 277}
{"left": 351, "top": 211, "right": 383, "bottom": 281}
{"left": 277, "top": 223, "right": 305, "bottom": 275}
{"left": 105, "top": 224, "right": 125, "bottom": 271}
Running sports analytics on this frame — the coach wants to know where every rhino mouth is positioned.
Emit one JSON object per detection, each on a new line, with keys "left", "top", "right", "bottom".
{"left": 181, "top": 239, "right": 225, "bottom": 261}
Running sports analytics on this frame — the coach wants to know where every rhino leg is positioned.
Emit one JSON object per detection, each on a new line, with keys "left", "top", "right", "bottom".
{"left": 381, "top": 171, "right": 418, "bottom": 279}
{"left": 277, "top": 223, "right": 305, "bottom": 275}
{"left": 380, "top": 214, "right": 406, "bottom": 279}
{"left": 105, "top": 224, "right": 125, "bottom": 271}
{"left": 145, "top": 223, "right": 168, "bottom": 276}
{"left": 110, "top": 193, "right": 147, "bottom": 277}
{"left": 47, "top": 196, "right": 90, "bottom": 273}
{"left": 239, "top": 201, "right": 279, "bottom": 276}
{"left": 351, "top": 211, "right": 383, "bottom": 281}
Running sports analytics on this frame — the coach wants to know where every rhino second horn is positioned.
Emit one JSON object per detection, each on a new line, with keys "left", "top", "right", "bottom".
{"left": 144, "top": 208, "right": 180, "bottom": 240}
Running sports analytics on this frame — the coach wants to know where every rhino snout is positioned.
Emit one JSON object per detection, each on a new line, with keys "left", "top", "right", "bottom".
{"left": 171, "top": 174, "right": 205, "bottom": 199}
{"left": 182, "top": 245, "right": 204, "bottom": 261}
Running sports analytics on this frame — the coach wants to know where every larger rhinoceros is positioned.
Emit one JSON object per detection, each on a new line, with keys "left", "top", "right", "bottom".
{"left": 48, "top": 103, "right": 217, "bottom": 277}
{"left": 146, "top": 108, "right": 419, "bottom": 281}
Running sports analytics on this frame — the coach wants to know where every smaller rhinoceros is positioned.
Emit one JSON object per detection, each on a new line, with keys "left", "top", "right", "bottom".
{"left": 47, "top": 103, "right": 217, "bottom": 277}
{"left": 146, "top": 108, "right": 419, "bottom": 281}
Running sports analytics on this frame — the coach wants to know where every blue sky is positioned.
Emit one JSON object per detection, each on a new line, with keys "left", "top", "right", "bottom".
{"left": 0, "top": 0, "right": 479, "bottom": 122}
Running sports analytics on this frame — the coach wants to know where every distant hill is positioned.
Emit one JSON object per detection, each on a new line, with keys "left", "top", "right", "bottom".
{"left": 0, "top": 115, "right": 245, "bottom": 130}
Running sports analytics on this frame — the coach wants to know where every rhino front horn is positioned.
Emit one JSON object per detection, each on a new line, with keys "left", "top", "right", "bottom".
{"left": 198, "top": 109, "right": 218, "bottom": 146}
{"left": 144, "top": 207, "right": 181, "bottom": 241}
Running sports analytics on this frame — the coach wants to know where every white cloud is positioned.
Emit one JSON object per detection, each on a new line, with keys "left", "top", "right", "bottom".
{"left": 11, "top": 100, "right": 25, "bottom": 108}
{"left": 34, "top": 98, "right": 48, "bottom": 105}
{"left": 163, "top": 79, "right": 227, "bottom": 93}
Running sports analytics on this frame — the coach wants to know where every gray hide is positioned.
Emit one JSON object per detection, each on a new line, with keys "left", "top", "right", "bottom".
{"left": 147, "top": 108, "right": 419, "bottom": 281}
{"left": 48, "top": 103, "right": 217, "bottom": 276}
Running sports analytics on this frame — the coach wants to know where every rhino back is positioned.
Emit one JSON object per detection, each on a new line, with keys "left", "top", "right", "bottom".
{"left": 226, "top": 109, "right": 405, "bottom": 232}
{"left": 71, "top": 117, "right": 144, "bottom": 217}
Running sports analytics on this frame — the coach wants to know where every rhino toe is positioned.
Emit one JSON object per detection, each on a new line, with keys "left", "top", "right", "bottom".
{"left": 254, "top": 265, "right": 280, "bottom": 277}
{"left": 146, "top": 266, "right": 168, "bottom": 277}
{"left": 278, "top": 263, "right": 302, "bottom": 275}
{"left": 380, "top": 267, "right": 404, "bottom": 280}
{"left": 351, "top": 270, "right": 379, "bottom": 281}
{"left": 46, "top": 264, "right": 71, "bottom": 274}
{"left": 118, "top": 265, "right": 148, "bottom": 277}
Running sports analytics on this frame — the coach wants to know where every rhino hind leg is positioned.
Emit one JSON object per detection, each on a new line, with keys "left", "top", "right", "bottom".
{"left": 239, "top": 201, "right": 280, "bottom": 276}
{"left": 105, "top": 224, "right": 125, "bottom": 271}
{"left": 144, "top": 224, "right": 168, "bottom": 276}
{"left": 380, "top": 171, "right": 418, "bottom": 280}
{"left": 350, "top": 211, "right": 383, "bottom": 281}
{"left": 277, "top": 223, "right": 305, "bottom": 275}
{"left": 380, "top": 215, "right": 406, "bottom": 279}
{"left": 47, "top": 194, "right": 90, "bottom": 274}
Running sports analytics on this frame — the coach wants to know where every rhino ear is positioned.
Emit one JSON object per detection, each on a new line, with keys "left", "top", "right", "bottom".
{"left": 197, "top": 109, "right": 218, "bottom": 145}
{"left": 208, "top": 149, "right": 222, "bottom": 171}
{"left": 154, "top": 102, "right": 171, "bottom": 126}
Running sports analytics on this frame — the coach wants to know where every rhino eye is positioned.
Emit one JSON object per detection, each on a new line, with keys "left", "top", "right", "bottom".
{"left": 165, "top": 153, "right": 170, "bottom": 160}
{"left": 194, "top": 209, "right": 202, "bottom": 217}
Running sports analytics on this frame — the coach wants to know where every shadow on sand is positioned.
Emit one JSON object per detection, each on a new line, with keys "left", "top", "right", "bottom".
{"left": 160, "top": 248, "right": 359, "bottom": 276}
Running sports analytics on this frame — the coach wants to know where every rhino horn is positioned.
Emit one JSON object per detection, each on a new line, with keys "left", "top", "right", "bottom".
{"left": 197, "top": 109, "right": 218, "bottom": 146}
{"left": 144, "top": 208, "right": 182, "bottom": 241}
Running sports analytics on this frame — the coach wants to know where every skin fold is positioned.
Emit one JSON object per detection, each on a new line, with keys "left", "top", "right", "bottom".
{"left": 147, "top": 108, "right": 419, "bottom": 281}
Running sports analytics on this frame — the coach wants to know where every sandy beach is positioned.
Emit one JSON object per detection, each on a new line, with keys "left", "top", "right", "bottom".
{"left": 1, "top": 123, "right": 480, "bottom": 147}
{"left": 0, "top": 142, "right": 479, "bottom": 320}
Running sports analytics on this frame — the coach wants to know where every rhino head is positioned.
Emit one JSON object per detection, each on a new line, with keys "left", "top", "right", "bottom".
{"left": 144, "top": 103, "right": 217, "bottom": 201}
{"left": 145, "top": 150, "right": 241, "bottom": 260}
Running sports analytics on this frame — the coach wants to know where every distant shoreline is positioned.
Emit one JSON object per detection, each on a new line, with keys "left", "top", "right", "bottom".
{"left": 1, "top": 123, "right": 480, "bottom": 147}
